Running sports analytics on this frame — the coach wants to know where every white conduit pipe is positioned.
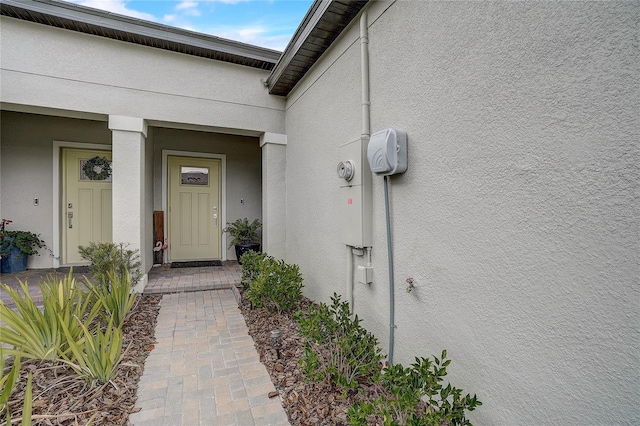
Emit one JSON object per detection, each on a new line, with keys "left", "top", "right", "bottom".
{"left": 360, "top": 9, "right": 397, "bottom": 364}
{"left": 347, "top": 246, "right": 354, "bottom": 310}
{"left": 384, "top": 175, "right": 396, "bottom": 365}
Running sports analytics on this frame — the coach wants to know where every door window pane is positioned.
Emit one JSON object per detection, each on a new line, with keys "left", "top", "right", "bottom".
{"left": 181, "top": 167, "right": 209, "bottom": 185}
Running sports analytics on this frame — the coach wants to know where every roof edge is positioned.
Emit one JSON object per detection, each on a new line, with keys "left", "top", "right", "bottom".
{"left": 1, "top": 0, "right": 281, "bottom": 66}
{"left": 266, "top": 0, "right": 368, "bottom": 96}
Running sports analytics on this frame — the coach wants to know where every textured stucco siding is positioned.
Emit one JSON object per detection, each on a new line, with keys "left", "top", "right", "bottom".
{"left": 262, "top": 142, "right": 287, "bottom": 259}
{"left": 284, "top": 17, "right": 363, "bottom": 305}
{"left": 0, "top": 16, "right": 285, "bottom": 134}
{"left": 0, "top": 111, "right": 112, "bottom": 268}
{"left": 150, "top": 127, "right": 262, "bottom": 260}
{"left": 284, "top": 1, "right": 639, "bottom": 425}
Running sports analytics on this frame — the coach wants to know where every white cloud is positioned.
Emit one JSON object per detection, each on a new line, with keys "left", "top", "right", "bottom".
{"left": 163, "top": 14, "right": 178, "bottom": 23}
{"left": 176, "top": 1, "right": 199, "bottom": 11}
{"left": 206, "top": 25, "right": 289, "bottom": 51}
{"left": 201, "top": 0, "right": 252, "bottom": 4}
{"left": 72, "top": 0, "right": 156, "bottom": 21}
{"left": 184, "top": 8, "right": 202, "bottom": 17}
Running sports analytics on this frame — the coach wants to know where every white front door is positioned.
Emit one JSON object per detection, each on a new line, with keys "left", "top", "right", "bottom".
{"left": 168, "top": 156, "right": 222, "bottom": 261}
{"left": 62, "top": 148, "right": 112, "bottom": 264}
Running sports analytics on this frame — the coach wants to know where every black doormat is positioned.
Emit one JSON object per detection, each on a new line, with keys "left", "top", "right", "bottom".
{"left": 170, "top": 260, "right": 223, "bottom": 268}
{"left": 57, "top": 266, "right": 91, "bottom": 274}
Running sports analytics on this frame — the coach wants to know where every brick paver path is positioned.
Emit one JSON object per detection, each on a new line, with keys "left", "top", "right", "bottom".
{"left": 129, "top": 289, "right": 290, "bottom": 425}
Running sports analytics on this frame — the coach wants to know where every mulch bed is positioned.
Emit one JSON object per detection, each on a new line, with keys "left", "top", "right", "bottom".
{"left": 4, "top": 291, "right": 372, "bottom": 425}
{"left": 2, "top": 295, "right": 161, "bottom": 425}
{"left": 239, "top": 295, "right": 366, "bottom": 426}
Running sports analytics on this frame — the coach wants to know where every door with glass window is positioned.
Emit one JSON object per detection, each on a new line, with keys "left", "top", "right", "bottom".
{"left": 168, "top": 156, "right": 221, "bottom": 261}
{"left": 62, "top": 148, "right": 112, "bottom": 264}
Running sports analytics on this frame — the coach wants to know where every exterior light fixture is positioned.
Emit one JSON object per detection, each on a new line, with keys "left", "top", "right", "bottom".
{"left": 270, "top": 328, "right": 282, "bottom": 359}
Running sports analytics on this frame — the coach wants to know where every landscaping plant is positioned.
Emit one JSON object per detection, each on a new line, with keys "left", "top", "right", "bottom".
{"left": 0, "top": 218, "right": 45, "bottom": 258}
{"left": 59, "top": 316, "right": 125, "bottom": 385}
{"left": 78, "top": 242, "right": 142, "bottom": 286}
{"left": 1, "top": 349, "right": 21, "bottom": 416}
{"left": 0, "top": 274, "right": 100, "bottom": 360}
{"left": 88, "top": 268, "right": 138, "bottom": 328}
{"left": 223, "top": 218, "right": 261, "bottom": 247}
{"left": 296, "top": 293, "right": 383, "bottom": 390}
{"left": 239, "top": 250, "right": 268, "bottom": 290}
{"left": 347, "top": 351, "right": 482, "bottom": 426}
{"left": 246, "top": 256, "right": 303, "bottom": 314}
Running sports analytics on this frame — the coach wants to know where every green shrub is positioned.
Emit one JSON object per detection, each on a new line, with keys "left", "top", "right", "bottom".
{"left": 78, "top": 242, "right": 142, "bottom": 286}
{"left": 0, "top": 274, "right": 100, "bottom": 360}
{"left": 246, "top": 256, "right": 303, "bottom": 314}
{"left": 347, "top": 351, "right": 482, "bottom": 426}
{"left": 239, "top": 250, "right": 268, "bottom": 290}
{"left": 295, "top": 293, "right": 383, "bottom": 390}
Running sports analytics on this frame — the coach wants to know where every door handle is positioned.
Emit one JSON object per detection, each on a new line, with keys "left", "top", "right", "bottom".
{"left": 67, "top": 211, "right": 73, "bottom": 229}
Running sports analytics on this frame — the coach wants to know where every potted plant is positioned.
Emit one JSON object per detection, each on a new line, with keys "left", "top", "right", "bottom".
{"left": 223, "top": 218, "right": 262, "bottom": 263}
{"left": 0, "top": 219, "right": 45, "bottom": 274}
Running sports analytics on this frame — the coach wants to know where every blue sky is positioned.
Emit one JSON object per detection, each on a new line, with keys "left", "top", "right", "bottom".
{"left": 68, "top": 0, "right": 313, "bottom": 51}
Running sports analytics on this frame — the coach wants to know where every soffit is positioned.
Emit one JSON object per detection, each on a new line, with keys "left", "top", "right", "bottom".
{"left": 0, "top": 0, "right": 281, "bottom": 70}
{"left": 267, "top": 0, "right": 369, "bottom": 96}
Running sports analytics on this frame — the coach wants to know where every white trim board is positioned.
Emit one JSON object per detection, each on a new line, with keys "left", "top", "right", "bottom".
{"left": 161, "top": 150, "right": 228, "bottom": 262}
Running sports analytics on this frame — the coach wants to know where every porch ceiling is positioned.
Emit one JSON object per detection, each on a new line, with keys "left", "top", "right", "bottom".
{"left": 0, "top": 0, "right": 281, "bottom": 70}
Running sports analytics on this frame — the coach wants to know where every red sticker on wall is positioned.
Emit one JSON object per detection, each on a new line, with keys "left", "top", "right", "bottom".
{"left": 347, "top": 198, "right": 353, "bottom": 205}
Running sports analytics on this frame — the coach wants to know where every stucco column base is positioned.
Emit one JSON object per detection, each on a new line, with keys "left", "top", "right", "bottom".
{"left": 261, "top": 133, "right": 287, "bottom": 259}
{"left": 109, "top": 115, "right": 148, "bottom": 293}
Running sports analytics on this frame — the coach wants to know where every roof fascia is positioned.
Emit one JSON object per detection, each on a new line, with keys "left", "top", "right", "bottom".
{"left": 265, "top": 0, "right": 332, "bottom": 91}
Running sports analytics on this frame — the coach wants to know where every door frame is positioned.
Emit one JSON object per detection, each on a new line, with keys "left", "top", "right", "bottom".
{"left": 162, "top": 150, "right": 227, "bottom": 262}
{"left": 52, "top": 141, "right": 112, "bottom": 268}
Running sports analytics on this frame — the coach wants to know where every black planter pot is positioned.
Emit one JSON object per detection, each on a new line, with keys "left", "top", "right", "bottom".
{"left": 235, "top": 243, "right": 261, "bottom": 264}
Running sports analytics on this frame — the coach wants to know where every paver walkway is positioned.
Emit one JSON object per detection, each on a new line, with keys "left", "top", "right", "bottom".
{"left": 129, "top": 289, "right": 290, "bottom": 426}
{"left": 144, "top": 262, "right": 242, "bottom": 294}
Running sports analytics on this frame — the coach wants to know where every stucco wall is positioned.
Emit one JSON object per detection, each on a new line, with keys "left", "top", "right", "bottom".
{"left": 284, "top": 1, "right": 639, "bottom": 425}
{"left": 261, "top": 142, "right": 287, "bottom": 259}
{"left": 0, "top": 111, "right": 112, "bottom": 268}
{"left": 151, "top": 127, "right": 262, "bottom": 260}
{"left": 0, "top": 16, "right": 285, "bottom": 135}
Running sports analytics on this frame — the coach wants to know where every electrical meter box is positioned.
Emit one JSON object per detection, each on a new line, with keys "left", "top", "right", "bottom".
{"left": 337, "top": 137, "right": 372, "bottom": 247}
{"left": 367, "top": 128, "right": 408, "bottom": 176}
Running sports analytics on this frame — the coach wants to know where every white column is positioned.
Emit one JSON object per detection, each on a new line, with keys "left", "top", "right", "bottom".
{"left": 109, "top": 115, "right": 148, "bottom": 292}
{"left": 260, "top": 132, "right": 287, "bottom": 259}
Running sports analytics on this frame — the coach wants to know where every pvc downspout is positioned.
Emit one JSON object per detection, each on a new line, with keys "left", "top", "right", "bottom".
{"left": 384, "top": 175, "right": 396, "bottom": 365}
{"left": 360, "top": 11, "right": 370, "bottom": 139}
{"left": 347, "top": 10, "right": 371, "bottom": 311}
